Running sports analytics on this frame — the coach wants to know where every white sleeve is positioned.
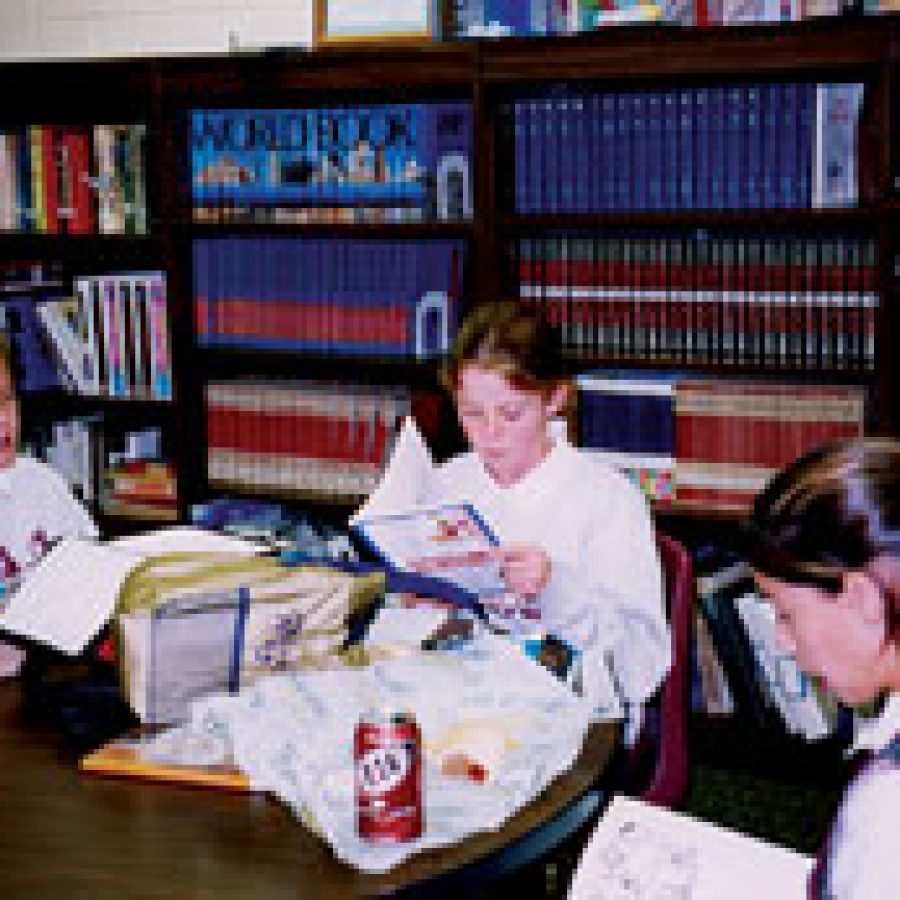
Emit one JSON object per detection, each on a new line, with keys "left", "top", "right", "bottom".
{"left": 830, "top": 769, "right": 900, "bottom": 899}
{"left": 41, "top": 465, "right": 99, "bottom": 541}
{"left": 538, "top": 475, "right": 671, "bottom": 709}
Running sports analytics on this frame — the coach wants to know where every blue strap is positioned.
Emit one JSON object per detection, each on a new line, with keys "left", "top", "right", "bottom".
{"left": 280, "top": 554, "right": 490, "bottom": 622}
{"left": 228, "top": 586, "right": 251, "bottom": 694}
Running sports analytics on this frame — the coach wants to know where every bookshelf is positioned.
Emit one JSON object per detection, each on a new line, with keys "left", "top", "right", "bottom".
{"left": 480, "top": 17, "right": 897, "bottom": 522}
{"left": 0, "top": 60, "right": 179, "bottom": 535}
{"left": 153, "top": 43, "right": 479, "bottom": 514}
{"left": 0, "top": 20, "right": 896, "bottom": 526}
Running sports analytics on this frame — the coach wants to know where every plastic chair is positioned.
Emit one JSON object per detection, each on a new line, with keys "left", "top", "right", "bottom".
{"left": 628, "top": 532, "right": 694, "bottom": 808}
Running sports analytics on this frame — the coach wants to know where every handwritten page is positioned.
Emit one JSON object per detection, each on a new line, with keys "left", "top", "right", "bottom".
{"left": 569, "top": 795, "right": 813, "bottom": 900}
{"left": 0, "top": 538, "right": 139, "bottom": 655}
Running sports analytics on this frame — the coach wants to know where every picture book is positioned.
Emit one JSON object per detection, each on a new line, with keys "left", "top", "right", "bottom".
{"left": 569, "top": 794, "right": 813, "bottom": 900}
{"left": 353, "top": 501, "right": 506, "bottom": 599}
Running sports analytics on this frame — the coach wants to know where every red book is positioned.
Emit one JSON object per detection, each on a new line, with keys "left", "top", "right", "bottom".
{"left": 65, "top": 128, "right": 97, "bottom": 235}
{"left": 39, "top": 126, "right": 60, "bottom": 234}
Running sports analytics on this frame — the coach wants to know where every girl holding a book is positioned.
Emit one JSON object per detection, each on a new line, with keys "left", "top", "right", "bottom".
{"left": 745, "top": 438, "right": 900, "bottom": 898}
{"left": 430, "top": 300, "right": 671, "bottom": 736}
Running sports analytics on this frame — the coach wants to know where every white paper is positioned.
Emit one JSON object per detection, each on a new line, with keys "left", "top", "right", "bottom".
{"left": 350, "top": 415, "right": 435, "bottom": 525}
{"left": 363, "top": 605, "right": 451, "bottom": 648}
{"left": 0, "top": 538, "right": 140, "bottom": 655}
{"left": 569, "top": 795, "right": 813, "bottom": 900}
{"left": 108, "top": 525, "right": 266, "bottom": 560}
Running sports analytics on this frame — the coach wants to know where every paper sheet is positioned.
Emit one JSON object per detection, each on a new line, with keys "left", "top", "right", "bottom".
{"left": 350, "top": 415, "right": 435, "bottom": 525}
{"left": 108, "top": 525, "right": 266, "bottom": 559}
{"left": 363, "top": 605, "right": 451, "bottom": 648}
{"left": 569, "top": 795, "right": 813, "bottom": 900}
{"left": 0, "top": 538, "right": 140, "bottom": 655}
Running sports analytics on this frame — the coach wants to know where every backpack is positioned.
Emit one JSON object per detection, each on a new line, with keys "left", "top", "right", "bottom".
{"left": 113, "top": 552, "right": 384, "bottom": 725}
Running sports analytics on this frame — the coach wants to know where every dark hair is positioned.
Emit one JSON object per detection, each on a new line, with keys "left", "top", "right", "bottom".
{"left": 0, "top": 336, "right": 15, "bottom": 389}
{"left": 440, "top": 300, "right": 565, "bottom": 395}
{"left": 743, "top": 438, "right": 900, "bottom": 636}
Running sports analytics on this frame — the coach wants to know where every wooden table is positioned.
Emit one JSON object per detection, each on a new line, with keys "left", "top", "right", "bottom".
{"left": 0, "top": 681, "right": 617, "bottom": 899}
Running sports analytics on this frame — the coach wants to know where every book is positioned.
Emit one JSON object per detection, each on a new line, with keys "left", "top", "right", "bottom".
{"left": 569, "top": 795, "right": 812, "bottom": 900}
{"left": 80, "top": 731, "right": 252, "bottom": 792}
{"left": 353, "top": 500, "right": 506, "bottom": 600}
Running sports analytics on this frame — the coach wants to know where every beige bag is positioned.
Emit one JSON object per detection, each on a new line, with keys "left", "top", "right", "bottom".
{"left": 114, "top": 552, "right": 384, "bottom": 724}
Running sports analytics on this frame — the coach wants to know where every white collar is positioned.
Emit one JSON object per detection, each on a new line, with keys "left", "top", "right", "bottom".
{"left": 474, "top": 437, "right": 569, "bottom": 495}
{"left": 852, "top": 692, "right": 900, "bottom": 755}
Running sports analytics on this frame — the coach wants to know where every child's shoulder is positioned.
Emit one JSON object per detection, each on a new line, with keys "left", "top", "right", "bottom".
{"left": 565, "top": 444, "right": 646, "bottom": 502}
{"left": 12, "top": 455, "right": 69, "bottom": 494}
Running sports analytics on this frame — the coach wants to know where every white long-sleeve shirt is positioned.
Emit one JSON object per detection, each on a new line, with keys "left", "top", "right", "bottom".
{"left": 424, "top": 439, "right": 671, "bottom": 714}
{"left": 822, "top": 692, "right": 900, "bottom": 898}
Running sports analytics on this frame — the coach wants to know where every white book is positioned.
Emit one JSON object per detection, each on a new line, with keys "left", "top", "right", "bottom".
{"left": 74, "top": 276, "right": 102, "bottom": 396}
{"left": 35, "top": 299, "right": 92, "bottom": 394}
{"left": 0, "top": 539, "right": 140, "bottom": 655}
{"left": 569, "top": 795, "right": 813, "bottom": 900}
{"left": 814, "top": 83, "right": 864, "bottom": 209}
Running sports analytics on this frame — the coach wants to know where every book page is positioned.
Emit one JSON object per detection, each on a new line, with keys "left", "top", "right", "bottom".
{"left": 0, "top": 538, "right": 139, "bottom": 655}
{"left": 108, "top": 525, "right": 266, "bottom": 559}
{"left": 569, "top": 795, "right": 812, "bottom": 900}
{"left": 350, "top": 415, "right": 436, "bottom": 524}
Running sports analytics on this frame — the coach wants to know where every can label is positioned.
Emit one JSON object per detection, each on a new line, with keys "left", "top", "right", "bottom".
{"left": 355, "top": 712, "right": 423, "bottom": 842}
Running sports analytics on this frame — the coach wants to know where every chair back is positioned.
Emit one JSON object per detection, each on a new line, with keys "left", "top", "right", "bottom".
{"left": 638, "top": 532, "right": 693, "bottom": 807}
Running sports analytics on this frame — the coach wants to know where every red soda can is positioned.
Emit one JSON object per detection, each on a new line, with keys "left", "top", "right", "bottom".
{"left": 354, "top": 709, "right": 423, "bottom": 842}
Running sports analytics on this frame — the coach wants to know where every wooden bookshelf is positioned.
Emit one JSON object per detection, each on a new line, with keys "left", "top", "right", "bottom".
{"left": 0, "top": 16, "right": 896, "bottom": 524}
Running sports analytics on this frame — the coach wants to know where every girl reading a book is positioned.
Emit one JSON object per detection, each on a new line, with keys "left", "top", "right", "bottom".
{"left": 745, "top": 438, "right": 900, "bottom": 898}
{"left": 0, "top": 338, "right": 98, "bottom": 677}
{"left": 430, "top": 300, "right": 670, "bottom": 735}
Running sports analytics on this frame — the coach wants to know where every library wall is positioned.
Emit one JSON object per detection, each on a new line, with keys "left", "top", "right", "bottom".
{"left": 0, "top": 0, "right": 312, "bottom": 60}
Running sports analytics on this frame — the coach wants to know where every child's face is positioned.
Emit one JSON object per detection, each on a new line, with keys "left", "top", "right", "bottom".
{"left": 755, "top": 570, "right": 891, "bottom": 706}
{"left": 0, "top": 362, "right": 18, "bottom": 470}
{"left": 455, "top": 364, "right": 565, "bottom": 487}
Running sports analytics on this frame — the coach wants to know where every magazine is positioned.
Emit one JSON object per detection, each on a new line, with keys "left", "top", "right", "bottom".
{"left": 353, "top": 501, "right": 506, "bottom": 599}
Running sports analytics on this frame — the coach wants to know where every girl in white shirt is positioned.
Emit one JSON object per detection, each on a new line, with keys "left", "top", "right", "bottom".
{"left": 745, "top": 438, "right": 900, "bottom": 899}
{"left": 0, "top": 340, "right": 98, "bottom": 677}
{"left": 427, "top": 301, "right": 670, "bottom": 724}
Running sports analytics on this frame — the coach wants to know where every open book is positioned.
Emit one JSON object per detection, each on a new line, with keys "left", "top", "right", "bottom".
{"left": 569, "top": 795, "right": 813, "bottom": 900}
{"left": 351, "top": 417, "right": 509, "bottom": 600}
{"left": 353, "top": 501, "right": 506, "bottom": 598}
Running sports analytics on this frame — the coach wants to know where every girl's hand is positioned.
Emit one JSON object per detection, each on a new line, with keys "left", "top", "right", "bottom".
{"left": 495, "top": 545, "right": 551, "bottom": 598}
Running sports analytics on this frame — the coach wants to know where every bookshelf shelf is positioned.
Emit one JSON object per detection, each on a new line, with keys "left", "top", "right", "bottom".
{"left": 184, "top": 220, "right": 475, "bottom": 239}
{"left": 23, "top": 391, "right": 175, "bottom": 417}
{"left": 479, "top": 17, "right": 894, "bottom": 84}
{"left": 197, "top": 345, "right": 444, "bottom": 384}
{"left": 161, "top": 41, "right": 477, "bottom": 98}
{"left": 497, "top": 207, "right": 887, "bottom": 231}
{"left": 206, "top": 479, "right": 363, "bottom": 509}
{"left": 560, "top": 355, "right": 877, "bottom": 382}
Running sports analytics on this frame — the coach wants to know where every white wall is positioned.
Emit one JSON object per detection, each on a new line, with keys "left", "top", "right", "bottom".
{"left": 0, "top": 0, "right": 314, "bottom": 61}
